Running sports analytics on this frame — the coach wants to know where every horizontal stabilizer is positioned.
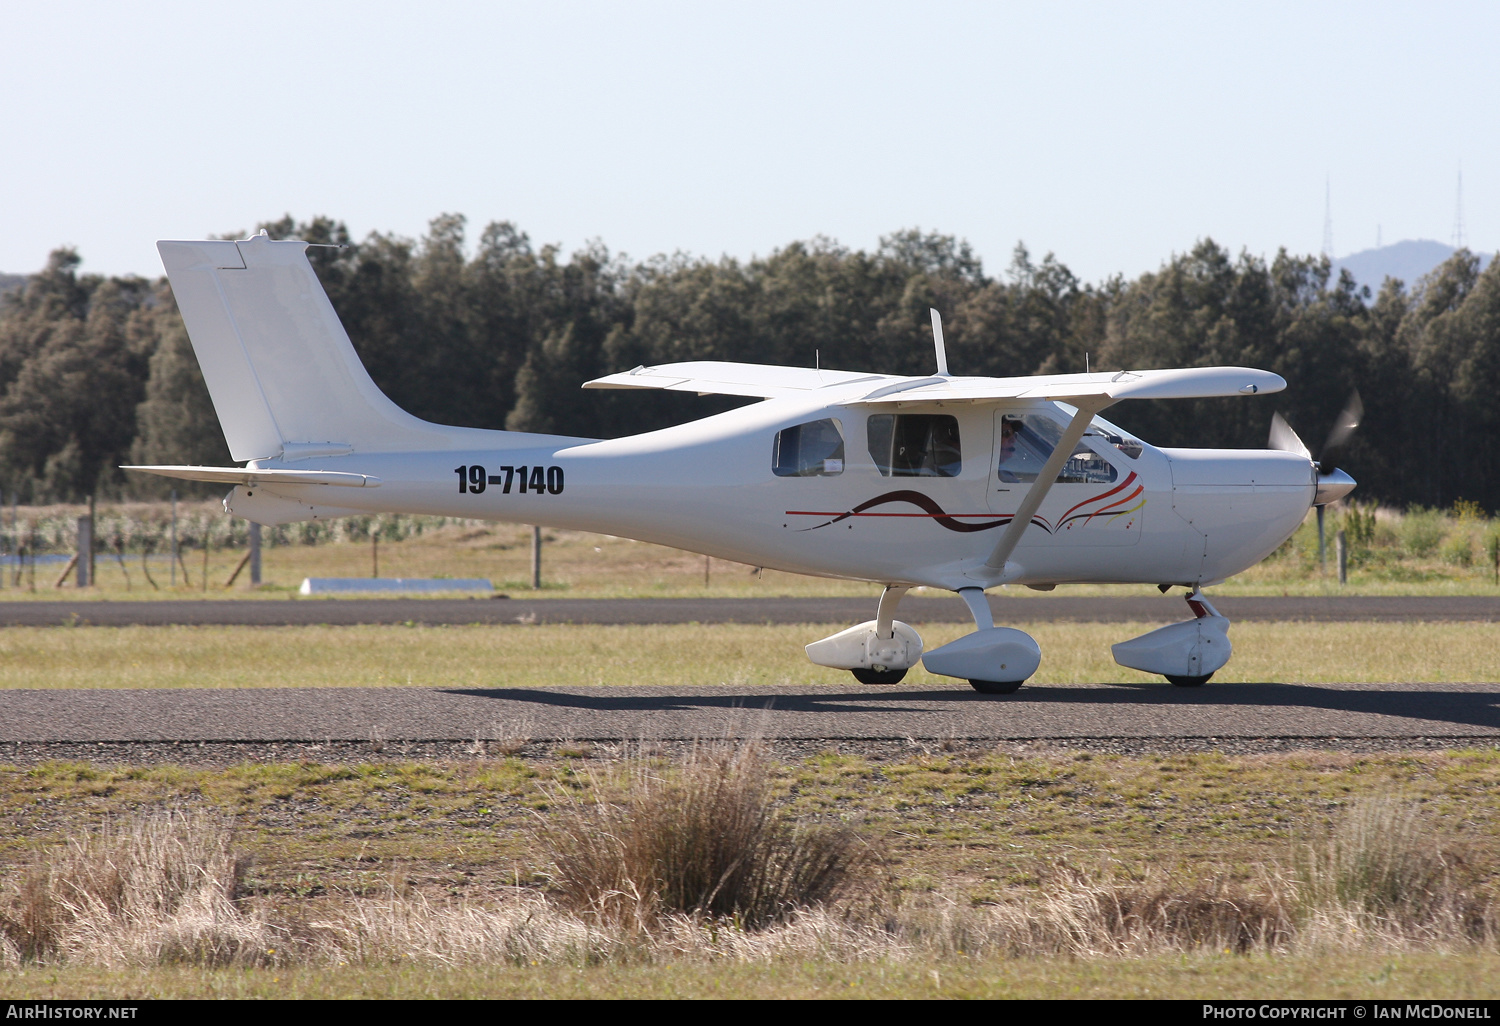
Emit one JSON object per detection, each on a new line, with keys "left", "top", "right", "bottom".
{"left": 122, "top": 465, "right": 382, "bottom": 488}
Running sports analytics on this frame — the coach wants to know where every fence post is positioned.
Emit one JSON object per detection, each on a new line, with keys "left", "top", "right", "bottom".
{"left": 1336, "top": 529, "right": 1348, "bottom": 586}
{"left": 531, "top": 525, "right": 542, "bottom": 590}
{"left": 249, "top": 522, "right": 262, "bottom": 586}
{"left": 87, "top": 495, "right": 96, "bottom": 587}
{"left": 1316, "top": 506, "right": 1326, "bottom": 573}
{"left": 75, "top": 515, "right": 92, "bottom": 587}
{"left": 170, "top": 490, "right": 178, "bottom": 587}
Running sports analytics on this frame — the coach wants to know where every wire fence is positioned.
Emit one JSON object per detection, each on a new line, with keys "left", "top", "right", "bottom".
{"left": 0, "top": 504, "right": 490, "bottom": 557}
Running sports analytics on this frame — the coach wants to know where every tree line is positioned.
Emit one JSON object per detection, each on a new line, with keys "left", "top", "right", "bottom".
{"left": 1, "top": 213, "right": 1496, "bottom": 510}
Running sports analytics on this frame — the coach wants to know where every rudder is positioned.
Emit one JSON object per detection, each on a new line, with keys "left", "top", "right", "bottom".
{"left": 157, "top": 233, "right": 464, "bottom": 461}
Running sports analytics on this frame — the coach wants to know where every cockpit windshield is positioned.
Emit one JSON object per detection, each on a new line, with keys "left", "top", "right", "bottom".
{"left": 999, "top": 413, "right": 1121, "bottom": 484}
{"left": 1058, "top": 405, "right": 1144, "bottom": 459}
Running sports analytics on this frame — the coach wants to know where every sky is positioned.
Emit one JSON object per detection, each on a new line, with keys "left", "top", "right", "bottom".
{"left": 1, "top": 1, "right": 1494, "bottom": 284}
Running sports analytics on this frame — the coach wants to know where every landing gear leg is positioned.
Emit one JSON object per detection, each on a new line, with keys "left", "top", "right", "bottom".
{"left": 807, "top": 586, "right": 923, "bottom": 683}
{"left": 958, "top": 588, "right": 1026, "bottom": 694}
{"left": 1110, "top": 585, "right": 1231, "bottom": 686}
{"left": 1167, "top": 588, "right": 1220, "bottom": 686}
{"left": 958, "top": 587, "right": 994, "bottom": 630}
{"left": 851, "top": 586, "right": 909, "bottom": 685}
{"left": 913, "top": 587, "right": 1038, "bottom": 695}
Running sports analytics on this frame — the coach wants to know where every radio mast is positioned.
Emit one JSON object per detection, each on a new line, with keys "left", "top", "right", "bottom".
{"left": 1452, "top": 166, "right": 1467, "bottom": 250}
{"left": 1322, "top": 177, "right": 1334, "bottom": 259}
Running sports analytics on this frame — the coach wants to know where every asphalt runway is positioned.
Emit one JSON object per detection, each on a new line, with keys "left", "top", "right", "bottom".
{"left": 2, "top": 594, "right": 1499, "bottom": 627}
{"left": 4, "top": 595, "right": 1496, "bottom": 751}
{"left": 3, "top": 682, "right": 1497, "bottom": 744}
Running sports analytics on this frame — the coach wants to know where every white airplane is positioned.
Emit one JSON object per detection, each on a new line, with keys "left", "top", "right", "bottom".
{"left": 128, "top": 233, "right": 1357, "bottom": 693}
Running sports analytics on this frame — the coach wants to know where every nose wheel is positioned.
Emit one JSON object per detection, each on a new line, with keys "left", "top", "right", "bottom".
{"left": 1111, "top": 588, "right": 1232, "bottom": 687}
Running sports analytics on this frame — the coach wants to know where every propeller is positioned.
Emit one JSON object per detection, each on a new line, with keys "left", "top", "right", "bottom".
{"left": 1270, "top": 392, "right": 1361, "bottom": 508}
{"left": 1319, "top": 391, "right": 1363, "bottom": 474}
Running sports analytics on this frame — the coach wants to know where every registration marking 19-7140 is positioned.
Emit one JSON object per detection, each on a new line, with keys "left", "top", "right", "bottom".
{"left": 454, "top": 464, "right": 564, "bottom": 495}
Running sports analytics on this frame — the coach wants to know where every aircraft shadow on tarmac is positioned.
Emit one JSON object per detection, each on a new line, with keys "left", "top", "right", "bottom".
{"left": 441, "top": 683, "right": 1500, "bottom": 732}
{"left": 443, "top": 687, "right": 936, "bottom": 715}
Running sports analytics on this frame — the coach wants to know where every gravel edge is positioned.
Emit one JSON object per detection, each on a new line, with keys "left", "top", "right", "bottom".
{"left": 2, "top": 736, "right": 1496, "bottom": 768}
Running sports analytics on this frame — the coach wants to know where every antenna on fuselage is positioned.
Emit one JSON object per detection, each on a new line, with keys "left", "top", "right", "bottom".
{"left": 929, "top": 308, "right": 949, "bottom": 377}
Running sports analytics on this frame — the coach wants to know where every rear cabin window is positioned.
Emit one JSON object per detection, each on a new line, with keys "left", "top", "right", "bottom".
{"left": 866, "top": 414, "right": 962, "bottom": 477}
{"left": 772, "top": 418, "right": 845, "bottom": 476}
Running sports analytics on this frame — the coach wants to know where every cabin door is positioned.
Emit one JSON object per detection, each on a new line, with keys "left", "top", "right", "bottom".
{"left": 988, "top": 410, "right": 1143, "bottom": 546}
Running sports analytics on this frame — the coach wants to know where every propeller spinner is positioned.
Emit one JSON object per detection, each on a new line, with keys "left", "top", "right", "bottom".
{"left": 1269, "top": 392, "right": 1361, "bottom": 506}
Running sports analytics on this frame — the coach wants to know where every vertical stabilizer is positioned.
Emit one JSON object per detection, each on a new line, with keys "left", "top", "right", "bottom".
{"left": 157, "top": 234, "right": 465, "bottom": 461}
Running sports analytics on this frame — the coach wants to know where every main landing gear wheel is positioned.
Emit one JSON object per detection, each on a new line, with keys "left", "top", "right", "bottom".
{"left": 1165, "top": 673, "right": 1214, "bottom": 687}
{"left": 968, "top": 679, "right": 1025, "bottom": 695}
{"left": 852, "top": 667, "right": 907, "bottom": 685}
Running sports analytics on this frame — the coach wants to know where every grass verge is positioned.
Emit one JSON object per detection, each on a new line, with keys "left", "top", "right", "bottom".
{"left": 2, "top": 749, "right": 1498, "bottom": 970}
{"left": 6, "top": 953, "right": 1500, "bottom": 999}
{"left": 1, "top": 621, "right": 1497, "bottom": 689}
{"left": 0, "top": 744, "right": 1498, "bottom": 997}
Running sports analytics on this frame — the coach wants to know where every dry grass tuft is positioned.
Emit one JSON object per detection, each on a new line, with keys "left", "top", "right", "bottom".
{"left": 1294, "top": 798, "right": 1496, "bottom": 946}
{"left": 1013, "top": 867, "right": 1293, "bottom": 956}
{"left": 1, "top": 794, "right": 1494, "bottom": 971}
{"left": 892, "top": 869, "right": 1293, "bottom": 959}
{"left": 0, "top": 811, "right": 270, "bottom": 968}
{"left": 539, "top": 741, "right": 878, "bottom": 929}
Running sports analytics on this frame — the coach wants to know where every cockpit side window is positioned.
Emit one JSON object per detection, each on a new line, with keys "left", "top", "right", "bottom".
{"left": 773, "top": 418, "right": 845, "bottom": 477}
{"left": 867, "top": 414, "right": 962, "bottom": 477}
{"left": 998, "top": 414, "right": 1119, "bottom": 484}
{"left": 1086, "top": 418, "right": 1143, "bottom": 459}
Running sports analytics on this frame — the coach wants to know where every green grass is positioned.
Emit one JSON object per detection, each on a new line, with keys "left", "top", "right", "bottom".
{"left": 0, "top": 620, "right": 1496, "bottom": 689}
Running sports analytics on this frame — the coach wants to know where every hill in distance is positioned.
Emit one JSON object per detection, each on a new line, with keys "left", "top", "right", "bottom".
{"left": 1334, "top": 239, "right": 1493, "bottom": 295}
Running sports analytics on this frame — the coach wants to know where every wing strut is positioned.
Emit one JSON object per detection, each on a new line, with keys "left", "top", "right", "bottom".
{"left": 984, "top": 400, "right": 1111, "bottom": 570}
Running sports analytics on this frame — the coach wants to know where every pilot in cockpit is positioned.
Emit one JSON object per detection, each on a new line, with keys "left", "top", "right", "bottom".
{"left": 998, "top": 417, "right": 1021, "bottom": 482}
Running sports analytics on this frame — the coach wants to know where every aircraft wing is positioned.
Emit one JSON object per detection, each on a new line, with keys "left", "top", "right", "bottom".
{"left": 854, "top": 366, "right": 1286, "bottom": 404}
{"left": 122, "top": 465, "right": 382, "bottom": 487}
{"left": 584, "top": 361, "right": 1284, "bottom": 404}
{"left": 583, "top": 362, "right": 890, "bottom": 399}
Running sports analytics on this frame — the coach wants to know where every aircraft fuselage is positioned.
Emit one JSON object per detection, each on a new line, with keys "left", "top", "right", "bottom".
{"left": 227, "top": 392, "right": 1315, "bottom": 592}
